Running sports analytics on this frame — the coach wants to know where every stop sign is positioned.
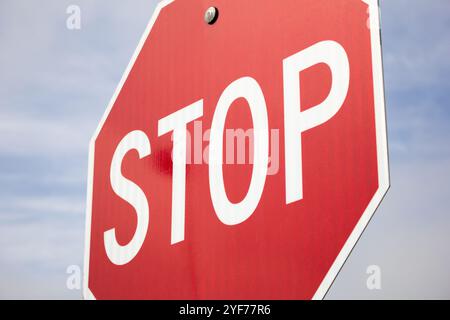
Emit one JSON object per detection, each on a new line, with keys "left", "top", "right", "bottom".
{"left": 84, "top": 0, "right": 389, "bottom": 299}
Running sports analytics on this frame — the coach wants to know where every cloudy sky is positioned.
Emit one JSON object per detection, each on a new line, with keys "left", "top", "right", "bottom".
{"left": 0, "top": 0, "right": 449, "bottom": 299}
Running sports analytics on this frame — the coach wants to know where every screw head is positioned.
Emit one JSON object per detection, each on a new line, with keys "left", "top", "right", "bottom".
{"left": 204, "top": 7, "right": 219, "bottom": 25}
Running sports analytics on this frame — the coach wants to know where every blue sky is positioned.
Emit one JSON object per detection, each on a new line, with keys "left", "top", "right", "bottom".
{"left": 0, "top": 0, "right": 449, "bottom": 299}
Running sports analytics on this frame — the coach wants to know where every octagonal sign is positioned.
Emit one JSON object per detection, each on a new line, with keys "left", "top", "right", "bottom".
{"left": 84, "top": 0, "right": 389, "bottom": 299}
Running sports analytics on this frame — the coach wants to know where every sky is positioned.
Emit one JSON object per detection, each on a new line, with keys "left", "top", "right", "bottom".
{"left": 0, "top": 0, "right": 449, "bottom": 299}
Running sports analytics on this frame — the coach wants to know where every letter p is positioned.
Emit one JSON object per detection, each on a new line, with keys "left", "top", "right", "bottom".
{"left": 283, "top": 41, "right": 350, "bottom": 204}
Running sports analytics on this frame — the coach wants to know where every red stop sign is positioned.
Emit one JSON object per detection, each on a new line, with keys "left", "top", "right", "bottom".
{"left": 84, "top": 0, "right": 389, "bottom": 299}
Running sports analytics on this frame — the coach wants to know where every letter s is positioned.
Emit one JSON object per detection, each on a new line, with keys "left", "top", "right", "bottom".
{"left": 104, "top": 130, "right": 151, "bottom": 265}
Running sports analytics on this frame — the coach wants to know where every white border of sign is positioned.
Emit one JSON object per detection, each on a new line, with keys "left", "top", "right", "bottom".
{"left": 83, "top": 0, "right": 389, "bottom": 300}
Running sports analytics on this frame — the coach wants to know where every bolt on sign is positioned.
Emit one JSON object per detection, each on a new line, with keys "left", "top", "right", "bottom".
{"left": 84, "top": 0, "right": 389, "bottom": 299}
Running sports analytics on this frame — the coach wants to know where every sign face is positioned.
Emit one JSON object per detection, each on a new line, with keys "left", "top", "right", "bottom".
{"left": 84, "top": 0, "right": 389, "bottom": 299}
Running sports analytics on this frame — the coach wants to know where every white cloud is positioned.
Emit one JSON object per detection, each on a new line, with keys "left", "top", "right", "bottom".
{"left": 1, "top": 196, "right": 85, "bottom": 217}
{"left": 0, "top": 111, "right": 92, "bottom": 156}
{"left": 381, "top": 0, "right": 450, "bottom": 92}
{"left": 0, "top": 219, "right": 84, "bottom": 299}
